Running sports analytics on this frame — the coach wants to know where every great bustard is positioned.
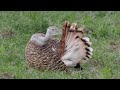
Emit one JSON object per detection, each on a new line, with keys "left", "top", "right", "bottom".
{"left": 25, "top": 21, "right": 93, "bottom": 72}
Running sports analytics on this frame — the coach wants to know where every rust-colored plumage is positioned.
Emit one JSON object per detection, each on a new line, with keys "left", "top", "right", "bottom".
{"left": 59, "top": 21, "right": 70, "bottom": 57}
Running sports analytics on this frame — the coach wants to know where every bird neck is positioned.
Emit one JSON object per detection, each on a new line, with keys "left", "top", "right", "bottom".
{"left": 44, "top": 33, "right": 51, "bottom": 41}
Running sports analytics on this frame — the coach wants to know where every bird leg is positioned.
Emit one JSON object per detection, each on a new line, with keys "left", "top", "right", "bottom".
{"left": 74, "top": 63, "right": 83, "bottom": 70}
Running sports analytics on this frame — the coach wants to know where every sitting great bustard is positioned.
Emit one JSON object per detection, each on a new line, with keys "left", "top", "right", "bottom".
{"left": 25, "top": 21, "right": 93, "bottom": 72}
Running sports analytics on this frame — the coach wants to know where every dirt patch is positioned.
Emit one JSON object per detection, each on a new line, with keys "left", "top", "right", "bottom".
{"left": 0, "top": 30, "right": 15, "bottom": 39}
{"left": 113, "top": 60, "right": 120, "bottom": 65}
{"left": 89, "top": 59, "right": 103, "bottom": 67}
{"left": 109, "top": 41, "right": 120, "bottom": 53}
{"left": 0, "top": 72, "right": 15, "bottom": 79}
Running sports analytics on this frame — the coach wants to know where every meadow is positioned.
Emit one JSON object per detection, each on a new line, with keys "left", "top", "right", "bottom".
{"left": 0, "top": 11, "right": 120, "bottom": 79}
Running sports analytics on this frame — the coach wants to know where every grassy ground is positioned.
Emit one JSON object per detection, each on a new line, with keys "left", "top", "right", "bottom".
{"left": 0, "top": 11, "right": 120, "bottom": 79}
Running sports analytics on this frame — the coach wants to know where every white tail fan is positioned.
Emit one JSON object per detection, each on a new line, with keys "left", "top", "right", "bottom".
{"left": 60, "top": 21, "right": 93, "bottom": 67}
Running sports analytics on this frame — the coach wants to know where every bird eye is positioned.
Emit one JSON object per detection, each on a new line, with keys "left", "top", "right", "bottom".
{"left": 52, "top": 29, "right": 54, "bottom": 31}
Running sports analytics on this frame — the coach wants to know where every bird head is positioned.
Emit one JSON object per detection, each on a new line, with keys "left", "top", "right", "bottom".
{"left": 46, "top": 26, "right": 61, "bottom": 37}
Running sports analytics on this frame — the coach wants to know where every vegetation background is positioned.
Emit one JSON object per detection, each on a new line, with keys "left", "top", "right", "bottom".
{"left": 0, "top": 11, "right": 120, "bottom": 79}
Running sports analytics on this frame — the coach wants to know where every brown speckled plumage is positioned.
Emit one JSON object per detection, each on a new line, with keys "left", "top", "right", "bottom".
{"left": 25, "top": 39, "right": 69, "bottom": 72}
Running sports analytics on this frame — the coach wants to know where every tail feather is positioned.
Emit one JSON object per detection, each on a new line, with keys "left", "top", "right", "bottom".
{"left": 60, "top": 21, "right": 93, "bottom": 67}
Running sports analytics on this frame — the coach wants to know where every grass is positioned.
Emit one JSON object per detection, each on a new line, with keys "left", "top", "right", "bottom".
{"left": 0, "top": 11, "right": 120, "bottom": 79}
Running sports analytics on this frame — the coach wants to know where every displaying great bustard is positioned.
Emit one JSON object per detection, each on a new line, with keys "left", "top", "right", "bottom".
{"left": 25, "top": 21, "right": 93, "bottom": 72}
